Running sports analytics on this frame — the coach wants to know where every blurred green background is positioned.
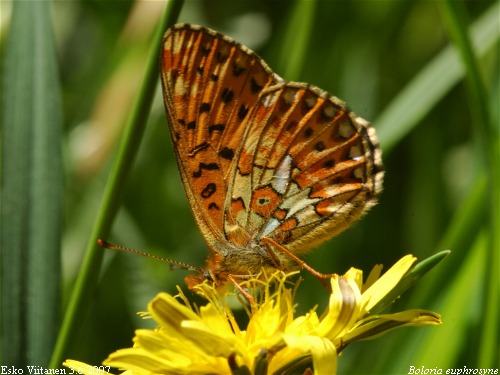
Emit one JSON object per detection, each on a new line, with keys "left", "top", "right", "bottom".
{"left": 1, "top": 0, "right": 498, "bottom": 373}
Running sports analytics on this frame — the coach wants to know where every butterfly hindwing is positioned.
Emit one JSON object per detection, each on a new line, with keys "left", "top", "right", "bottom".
{"left": 227, "top": 83, "right": 383, "bottom": 253}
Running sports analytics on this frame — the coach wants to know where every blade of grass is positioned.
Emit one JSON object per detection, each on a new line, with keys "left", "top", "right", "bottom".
{"left": 49, "top": 0, "right": 184, "bottom": 367}
{"left": 375, "top": 1, "right": 499, "bottom": 154}
{"left": 440, "top": 0, "right": 493, "bottom": 147}
{"left": 1, "top": 1, "right": 63, "bottom": 366}
{"left": 439, "top": 0, "right": 498, "bottom": 367}
{"left": 275, "top": 0, "right": 317, "bottom": 81}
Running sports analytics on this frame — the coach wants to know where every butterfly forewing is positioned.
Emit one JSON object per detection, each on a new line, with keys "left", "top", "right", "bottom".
{"left": 161, "top": 24, "right": 281, "bottom": 249}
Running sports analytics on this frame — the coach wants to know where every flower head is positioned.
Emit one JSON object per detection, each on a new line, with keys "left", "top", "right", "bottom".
{"left": 64, "top": 255, "right": 441, "bottom": 375}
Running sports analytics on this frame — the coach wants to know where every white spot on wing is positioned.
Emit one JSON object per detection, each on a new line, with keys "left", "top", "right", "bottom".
{"left": 305, "top": 94, "right": 317, "bottom": 108}
{"left": 281, "top": 186, "right": 320, "bottom": 219}
{"left": 349, "top": 145, "right": 362, "bottom": 160}
{"left": 262, "top": 218, "right": 280, "bottom": 236}
{"left": 323, "top": 105, "right": 337, "bottom": 118}
{"left": 261, "top": 90, "right": 280, "bottom": 107}
{"left": 354, "top": 167, "right": 364, "bottom": 180}
{"left": 273, "top": 155, "right": 293, "bottom": 194}
{"left": 338, "top": 121, "right": 354, "bottom": 138}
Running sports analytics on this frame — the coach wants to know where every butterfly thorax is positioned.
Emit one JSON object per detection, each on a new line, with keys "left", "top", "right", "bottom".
{"left": 185, "top": 239, "right": 298, "bottom": 290}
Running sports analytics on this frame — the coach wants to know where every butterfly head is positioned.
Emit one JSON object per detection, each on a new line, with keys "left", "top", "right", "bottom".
{"left": 184, "top": 252, "right": 229, "bottom": 291}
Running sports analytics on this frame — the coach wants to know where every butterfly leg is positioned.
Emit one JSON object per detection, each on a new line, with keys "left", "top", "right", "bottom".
{"left": 227, "top": 274, "right": 258, "bottom": 311}
{"left": 262, "top": 237, "right": 333, "bottom": 291}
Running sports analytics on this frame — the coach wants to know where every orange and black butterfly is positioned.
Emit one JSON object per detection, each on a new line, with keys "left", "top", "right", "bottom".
{"left": 160, "top": 24, "right": 383, "bottom": 289}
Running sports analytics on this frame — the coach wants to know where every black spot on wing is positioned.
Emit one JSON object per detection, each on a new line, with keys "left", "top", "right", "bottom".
{"left": 193, "top": 163, "right": 220, "bottom": 178}
{"left": 209, "top": 124, "right": 225, "bottom": 134}
{"left": 219, "top": 147, "right": 234, "bottom": 160}
{"left": 201, "top": 183, "right": 217, "bottom": 198}
{"left": 238, "top": 105, "right": 249, "bottom": 120}
{"left": 200, "top": 103, "right": 211, "bottom": 113}
{"left": 221, "top": 88, "right": 234, "bottom": 103}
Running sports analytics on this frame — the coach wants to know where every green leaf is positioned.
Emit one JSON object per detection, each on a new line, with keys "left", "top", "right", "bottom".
{"left": 1, "top": 1, "right": 63, "bottom": 366}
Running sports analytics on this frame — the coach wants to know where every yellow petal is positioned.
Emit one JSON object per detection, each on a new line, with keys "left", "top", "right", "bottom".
{"left": 104, "top": 347, "right": 180, "bottom": 373}
{"left": 344, "top": 267, "right": 364, "bottom": 290}
{"left": 63, "top": 360, "right": 118, "bottom": 375}
{"left": 148, "top": 292, "right": 200, "bottom": 332}
{"left": 286, "top": 311, "right": 320, "bottom": 336}
{"left": 317, "top": 275, "right": 361, "bottom": 339}
{"left": 282, "top": 335, "right": 337, "bottom": 375}
{"left": 181, "top": 320, "right": 239, "bottom": 357}
{"left": 247, "top": 301, "right": 282, "bottom": 341}
{"left": 362, "top": 263, "right": 384, "bottom": 292}
{"left": 360, "top": 255, "right": 417, "bottom": 313}
{"left": 198, "top": 302, "right": 237, "bottom": 337}
{"left": 104, "top": 346, "right": 229, "bottom": 374}
{"left": 133, "top": 328, "right": 204, "bottom": 360}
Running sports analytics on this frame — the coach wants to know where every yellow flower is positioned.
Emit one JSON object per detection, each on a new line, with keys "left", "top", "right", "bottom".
{"left": 64, "top": 255, "right": 441, "bottom": 375}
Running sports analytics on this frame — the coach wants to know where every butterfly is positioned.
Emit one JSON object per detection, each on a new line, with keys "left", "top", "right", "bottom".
{"left": 160, "top": 23, "right": 384, "bottom": 290}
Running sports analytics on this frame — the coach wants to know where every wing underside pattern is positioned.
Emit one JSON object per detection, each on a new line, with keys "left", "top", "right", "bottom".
{"left": 227, "top": 83, "right": 383, "bottom": 253}
{"left": 161, "top": 24, "right": 383, "bottom": 257}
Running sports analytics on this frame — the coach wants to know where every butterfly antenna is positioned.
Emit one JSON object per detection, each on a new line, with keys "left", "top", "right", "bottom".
{"left": 97, "top": 239, "right": 199, "bottom": 272}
